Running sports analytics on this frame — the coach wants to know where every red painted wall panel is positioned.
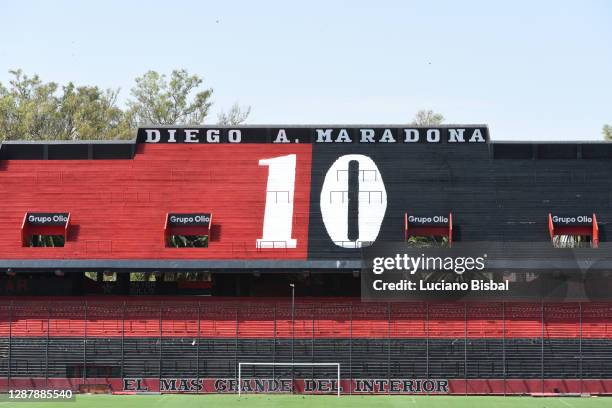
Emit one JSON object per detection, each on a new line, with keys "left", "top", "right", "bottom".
{"left": 0, "top": 144, "right": 312, "bottom": 260}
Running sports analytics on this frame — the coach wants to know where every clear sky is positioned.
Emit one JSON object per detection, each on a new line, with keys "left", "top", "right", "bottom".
{"left": 0, "top": 0, "right": 610, "bottom": 140}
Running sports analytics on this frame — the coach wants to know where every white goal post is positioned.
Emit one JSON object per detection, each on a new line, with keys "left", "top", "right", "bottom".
{"left": 237, "top": 362, "right": 341, "bottom": 397}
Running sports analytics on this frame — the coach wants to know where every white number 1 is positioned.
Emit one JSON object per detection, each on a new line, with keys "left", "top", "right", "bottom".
{"left": 257, "top": 154, "right": 298, "bottom": 249}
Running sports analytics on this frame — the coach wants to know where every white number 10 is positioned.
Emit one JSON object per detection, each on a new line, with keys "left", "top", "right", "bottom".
{"left": 257, "top": 153, "right": 387, "bottom": 249}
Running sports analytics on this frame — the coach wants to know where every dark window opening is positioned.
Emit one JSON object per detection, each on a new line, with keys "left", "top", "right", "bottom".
{"left": 167, "top": 235, "right": 209, "bottom": 248}
{"left": 552, "top": 235, "right": 592, "bottom": 249}
{"left": 406, "top": 235, "right": 450, "bottom": 248}
{"left": 28, "top": 235, "right": 65, "bottom": 247}
{"left": 164, "top": 271, "right": 211, "bottom": 281}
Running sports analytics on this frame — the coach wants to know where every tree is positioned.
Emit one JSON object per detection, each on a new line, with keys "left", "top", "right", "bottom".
{"left": 0, "top": 69, "right": 131, "bottom": 141}
{"left": 217, "top": 102, "right": 251, "bottom": 125}
{"left": 0, "top": 68, "right": 250, "bottom": 141}
{"left": 127, "top": 69, "right": 214, "bottom": 126}
{"left": 0, "top": 70, "right": 60, "bottom": 141}
{"left": 604, "top": 124, "right": 612, "bottom": 141}
{"left": 412, "top": 109, "right": 444, "bottom": 126}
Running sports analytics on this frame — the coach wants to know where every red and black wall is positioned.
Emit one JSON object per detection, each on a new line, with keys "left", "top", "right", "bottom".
{"left": 1, "top": 131, "right": 612, "bottom": 268}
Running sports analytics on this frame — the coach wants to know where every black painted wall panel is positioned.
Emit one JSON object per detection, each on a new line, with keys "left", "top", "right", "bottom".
{"left": 307, "top": 144, "right": 612, "bottom": 258}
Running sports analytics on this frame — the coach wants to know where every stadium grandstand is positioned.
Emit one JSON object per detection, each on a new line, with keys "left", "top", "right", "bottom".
{"left": 1, "top": 125, "right": 612, "bottom": 396}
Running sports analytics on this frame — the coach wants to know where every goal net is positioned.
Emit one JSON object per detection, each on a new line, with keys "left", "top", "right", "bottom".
{"left": 237, "top": 362, "right": 341, "bottom": 396}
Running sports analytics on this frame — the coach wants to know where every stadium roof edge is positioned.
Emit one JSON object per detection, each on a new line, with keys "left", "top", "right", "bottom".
{"left": 1, "top": 139, "right": 135, "bottom": 145}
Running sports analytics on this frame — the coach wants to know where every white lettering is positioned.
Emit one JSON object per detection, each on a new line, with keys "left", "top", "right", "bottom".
{"left": 360, "top": 129, "right": 375, "bottom": 143}
{"left": 426, "top": 129, "right": 440, "bottom": 143}
{"left": 469, "top": 128, "right": 486, "bottom": 142}
{"left": 316, "top": 129, "right": 333, "bottom": 143}
{"left": 145, "top": 129, "right": 161, "bottom": 143}
{"left": 274, "top": 129, "right": 289, "bottom": 143}
{"left": 184, "top": 129, "right": 199, "bottom": 143}
{"left": 403, "top": 129, "right": 419, "bottom": 143}
{"left": 167, "top": 129, "right": 177, "bottom": 143}
{"left": 336, "top": 129, "right": 352, "bottom": 143}
{"left": 228, "top": 129, "right": 241, "bottom": 143}
{"left": 206, "top": 129, "right": 220, "bottom": 143}
{"left": 448, "top": 129, "right": 465, "bottom": 143}
{"left": 379, "top": 129, "right": 396, "bottom": 143}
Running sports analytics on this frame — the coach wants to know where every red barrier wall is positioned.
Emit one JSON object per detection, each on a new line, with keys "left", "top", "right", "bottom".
{"left": 2, "top": 377, "right": 612, "bottom": 395}
{"left": 1, "top": 298, "right": 610, "bottom": 339}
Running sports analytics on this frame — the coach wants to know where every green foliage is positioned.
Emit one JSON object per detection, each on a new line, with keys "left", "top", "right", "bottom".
{"left": 127, "top": 69, "right": 213, "bottom": 126}
{"left": 406, "top": 235, "right": 449, "bottom": 248}
{"left": 217, "top": 102, "right": 252, "bottom": 125}
{"left": 604, "top": 124, "right": 612, "bottom": 141}
{"left": 0, "top": 68, "right": 251, "bottom": 142}
{"left": 0, "top": 69, "right": 131, "bottom": 141}
{"left": 29, "top": 235, "right": 65, "bottom": 247}
{"left": 168, "top": 235, "right": 209, "bottom": 248}
{"left": 58, "top": 82, "right": 131, "bottom": 140}
{"left": 412, "top": 109, "right": 445, "bottom": 126}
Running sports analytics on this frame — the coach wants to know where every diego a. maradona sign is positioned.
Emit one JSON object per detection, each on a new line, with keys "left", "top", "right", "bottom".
{"left": 138, "top": 126, "right": 488, "bottom": 144}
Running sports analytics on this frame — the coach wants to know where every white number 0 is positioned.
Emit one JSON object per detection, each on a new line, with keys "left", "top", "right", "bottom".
{"left": 320, "top": 154, "right": 387, "bottom": 248}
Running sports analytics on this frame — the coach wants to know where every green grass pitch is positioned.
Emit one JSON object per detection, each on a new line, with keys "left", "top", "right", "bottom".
{"left": 3, "top": 395, "right": 612, "bottom": 408}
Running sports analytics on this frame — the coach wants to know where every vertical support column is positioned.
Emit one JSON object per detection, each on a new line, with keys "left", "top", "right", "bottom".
{"left": 234, "top": 307, "right": 238, "bottom": 394}
{"left": 291, "top": 297, "right": 295, "bottom": 393}
{"left": 349, "top": 304, "right": 352, "bottom": 396}
{"left": 464, "top": 303, "right": 467, "bottom": 396}
{"left": 238, "top": 363, "right": 241, "bottom": 397}
{"left": 45, "top": 303, "right": 50, "bottom": 388}
{"left": 425, "top": 303, "right": 429, "bottom": 379}
{"left": 579, "top": 302, "right": 583, "bottom": 394}
{"left": 83, "top": 300, "right": 87, "bottom": 386}
{"left": 159, "top": 302, "right": 163, "bottom": 382}
{"left": 272, "top": 305, "right": 276, "bottom": 382}
{"left": 196, "top": 302, "right": 201, "bottom": 394}
{"left": 7, "top": 300, "right": 12, "bottom": 391}
{"left": 121, "top": 301, "right": 125, "bottom": 379}
{"left": 502, "top": 302, "right": 506, "bottom": 396}
{"left": 387, "top": 303, "right": 391, "bottom": 395}
{"left": 541, "top": 301, "right": 544, "bottom": 393}
{"left": 311, "top": 304, "right": 315, "bottom": 388}
{"left": 337, "top": 363, "right": 340, "bottom": 397}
